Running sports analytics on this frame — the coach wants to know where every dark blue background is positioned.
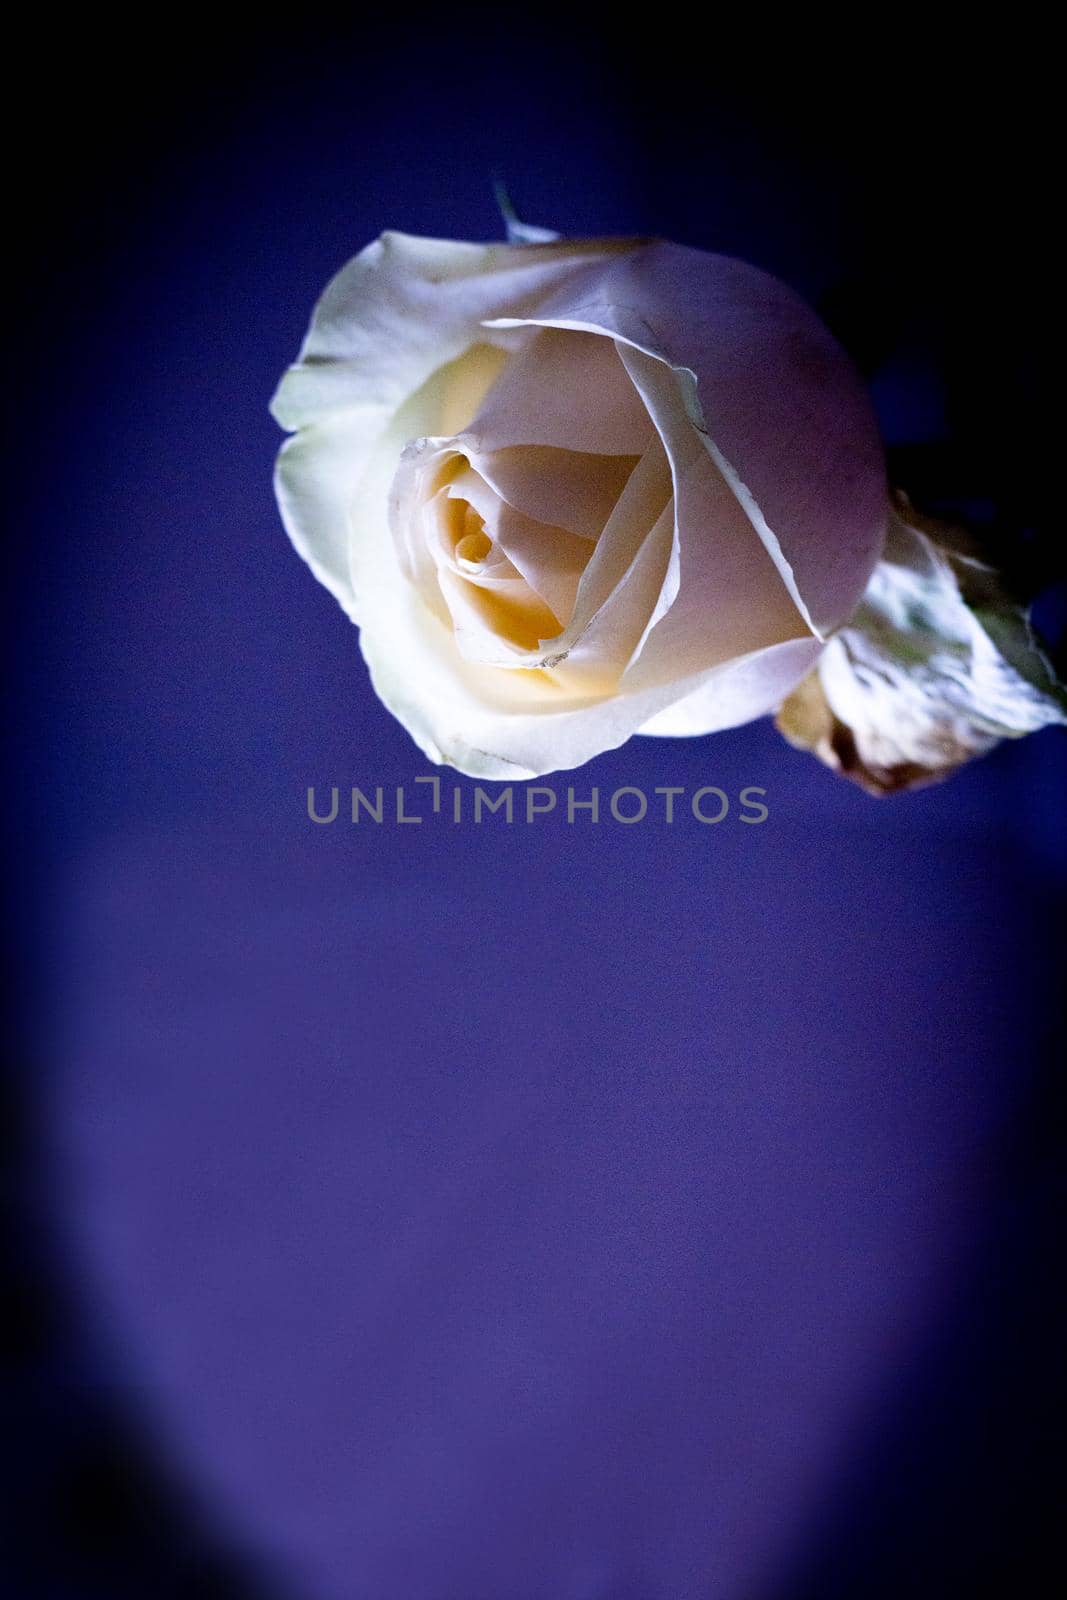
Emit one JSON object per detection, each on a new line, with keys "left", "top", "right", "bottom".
{"left": 5, "top": 17, "right": 1063, "bottom": 1599}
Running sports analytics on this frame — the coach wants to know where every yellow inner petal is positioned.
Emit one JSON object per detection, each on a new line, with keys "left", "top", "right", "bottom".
{"left": 438, "top": 342, "right": 510, "bottom": 436}
{"left": 455, "top": 528, "right": 492, "bottom": 566}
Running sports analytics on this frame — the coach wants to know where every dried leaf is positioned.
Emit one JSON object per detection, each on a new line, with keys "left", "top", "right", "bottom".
{"left": 777, "top": 496, "right": 1066, "bottom": 793}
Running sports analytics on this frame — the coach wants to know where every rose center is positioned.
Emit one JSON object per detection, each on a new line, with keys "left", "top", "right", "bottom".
{"left": 454, "top": 514, "right": 492, "bottom": 570}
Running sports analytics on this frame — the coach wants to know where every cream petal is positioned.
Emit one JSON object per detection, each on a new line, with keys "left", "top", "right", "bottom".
{"left": 566, "top": 443, "right": 673, "bottom": 631}
{"left": 387, "top": 435, "right": 457, "bottom": 602}
{"left": 555, "top": 500, "right": 676, "bottom": 690}
{"left": 443, "top": 462, "right": 507, "bottom": 530}
{"left": 549, "top": 444, "right": 674, "bottom": 682}
{"left": 464, "top": 326, "right": 654, "bottom": 456}
{"left": 617, "top": 345, "right": 811, "bottom": 689}
{"left": 463, "top": 443, "right": 639, "bottom": 541}
{"left": 395, "top": 448, "right": 580, "bottom": 631}
{"left": 272, "top": 233, "right": 630, "bottom": 432}
{"left": 638, "top": 637, "right": 824, "bottom": 738}
{"left": 391, "top": 427, "right": 651, "bottom": 646}
{"left": 484, "top": 240, "right": 888, "bottom": 637}
{"left": 436, "top": 343, "right": 509, "bottom": 437}
{"left": 391, "top": 444, "right": 566, "bottom": 660}
{"left": 478, "top": 503, "right": 589, "bottom": 625}
{"left": 538, "top": 341, "right": 807, "bottom": 692}
{"left": 436, "top": 567, "right": 561, "bottom": 666}
{"left": 274, "top": 415, "right": 367, "bottom": 626}
{"left": 424, "top": 489, "right": 514, "bottom": 584}
{"left": 443, "top": 441, "right": 676, "bottom": 688}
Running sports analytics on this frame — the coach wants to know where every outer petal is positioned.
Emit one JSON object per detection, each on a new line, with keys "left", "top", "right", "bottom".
{"left": 484, "top": 239, "right": 888, "bottom": 639}
{"left": 615, "top": 343, "right": 810, "bottom": 698}
{"left": 639, "top": 635, "right": 822, "bottom": 737}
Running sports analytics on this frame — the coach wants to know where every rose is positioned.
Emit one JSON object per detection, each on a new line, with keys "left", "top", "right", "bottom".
{"left": 271, "top": 230, "right": 889, "bottom": 779}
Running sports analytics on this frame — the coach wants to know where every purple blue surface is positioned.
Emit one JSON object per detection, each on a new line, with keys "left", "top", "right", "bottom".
{"left": 8, "top": 22, "right": 1063, "bottom": 1600}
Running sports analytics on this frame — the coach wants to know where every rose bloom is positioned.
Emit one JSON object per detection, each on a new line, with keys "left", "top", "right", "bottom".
{"left": 272, "top": 233, "right": 887, "bottom": 778}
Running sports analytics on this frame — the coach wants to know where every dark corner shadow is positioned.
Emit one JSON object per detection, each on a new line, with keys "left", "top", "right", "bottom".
{"left": 769, "top": 1016, "right": 1065, "bottom": 1600}
{"left": 2, "top": 1050, "right": 289, "bottom": 1600}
